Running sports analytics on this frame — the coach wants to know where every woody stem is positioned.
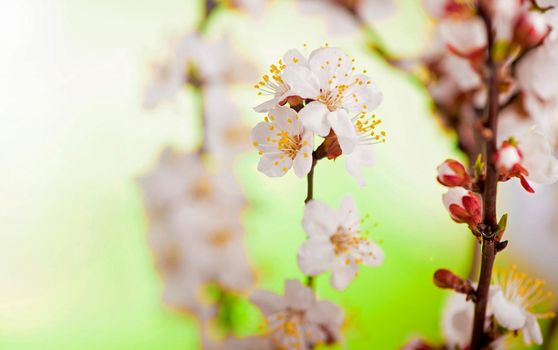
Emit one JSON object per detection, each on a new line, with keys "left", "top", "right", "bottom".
{"left": 470, "top": 5, "right": 500, "bottom": 349}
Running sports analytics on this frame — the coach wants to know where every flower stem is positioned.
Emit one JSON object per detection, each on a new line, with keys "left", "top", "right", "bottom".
{"left": 305, "top": 159, "right": 316, "bottom": 204}
{"left": 470, "top": 5, "right": 500, "bottom": 349}
{"left": 543, "top": 312, "right": 558, "bottom": 350}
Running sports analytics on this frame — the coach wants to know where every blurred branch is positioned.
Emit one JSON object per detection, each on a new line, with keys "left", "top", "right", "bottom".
{"left": 543, "top": 313, "right": 558, "bottom": 350}
{"left": 198, "top": 0, "right": 219, "bottom": 32}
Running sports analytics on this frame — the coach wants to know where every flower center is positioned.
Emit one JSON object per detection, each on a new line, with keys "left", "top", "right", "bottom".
{"left": 209, "top": 229, "right": 232, "bottom": 247}
{"left": 330, "top": 227, "right": 358, "bottom": 255}
{"left": 318, "top": 86, "right": 347, "bottom": 112}
{"left": 277, "top": 130, "right": 302, "bottom": 159}
{"left": 192, "top": 178, "right": 213, "bottom": 200}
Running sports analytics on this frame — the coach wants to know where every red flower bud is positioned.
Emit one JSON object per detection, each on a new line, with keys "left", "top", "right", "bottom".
{"left": 514, "top": 12, "right": 548, "bottom": 48}
{"left": 433, "top": 269, "right": 474, "bottom": 295}
{"left": 442, "top": 187, "right": 482, "bottom": 228}
{"left": 437, "top": 159, "right": 471, "bottom": 188}
{"left": 495, "top": 140, "right": 534, "bottom": 193}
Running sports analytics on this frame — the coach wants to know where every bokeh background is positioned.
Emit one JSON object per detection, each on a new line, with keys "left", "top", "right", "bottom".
{"left": 1, "top": 0, "right": 556, "bottom": 349}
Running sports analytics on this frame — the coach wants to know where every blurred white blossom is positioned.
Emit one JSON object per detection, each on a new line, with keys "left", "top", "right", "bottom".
{"left": 250, "top": 279, "right": 344, "bottom": 350}
{"left": 138, "top": 149, "right": 253, "bottom": 314}
{"left": 297, "top": 196, "right": 383, "bottom": 290}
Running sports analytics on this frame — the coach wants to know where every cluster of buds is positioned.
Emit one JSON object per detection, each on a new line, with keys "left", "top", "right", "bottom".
{"left": 495, "top": 138, "right": 534, "bottom": 193}
{"left": 437, "top": 159, "right": 482, "bottom": 230}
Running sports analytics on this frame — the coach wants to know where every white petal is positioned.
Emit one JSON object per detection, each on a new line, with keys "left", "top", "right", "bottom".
{"left": 250, "top": 290, "right": 286, "bottom": 316}
{"left": 523, "top": 314, "right": 543, "bottom": 345}
{"left": 283, "top": 49, "right": 308, "bottom": 67}
{"left": 299, "top": 101, "right": 331, "bottom": 136}
{"left": 442, "top": 187, "right": 469, "bottom": 210}
{"left": 359, "top": 240, "right": 384, "bottom": 266}
{"left": 308, "top": 47, "right": 352, "bottom": 87}
{"left": 345, "top": 144, "right": 375, "bottom": 186}
{"left": 302, "top": 199, "right": 339, "bottom": 238}
{"left": 306, "top": 300, "right": 344, "bottom": 326}
{"left": 490, "top": 289, "right": 527, "bottom": 330}
{"left": 338, "top": 195, "right": 360, "bottom": 232}
{"left": 284, "top": 279, "right": 315, "bottom": 310}
{"left": 257, "top": 154, "right": 293, "bottom": 177}
{"left": 297, "top": 237, "right": 335, "bottom": 276}
{"left": 293, "top": 148, "right": 313, "bottom": 177}
{"left": 254, "top": 96, "right": 283, "bottom": 113}
{"left": 327, "top": 109, "right": 357, "bottom": 154}
{"left": 281, "top": 65, "right": 320, "bottom": 98}
{"left": 330, "top": 257, "right": 359, "bottom": 290}
{"left": 520, "top": 129, "right": 558, "bottom": 184}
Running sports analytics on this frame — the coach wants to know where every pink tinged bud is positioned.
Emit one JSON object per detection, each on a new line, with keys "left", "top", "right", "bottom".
{"left": 442, "top": 187, "right": 482, "bottom": 227}
{"left": 496, "top": 141, "right": 534, "bottom": 193}
{"left": 514, "top": 12, "right": 548, "bottom": 48}
{"left": 437, "top": 159, "right": 471, "bottom": 187}
{"left": 496, "top": 144, "right": 522, "bottom": 172}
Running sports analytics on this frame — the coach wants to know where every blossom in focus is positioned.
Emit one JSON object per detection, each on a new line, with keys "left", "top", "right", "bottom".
{"left": 251, "top": 107, "right": 314, "bottom": 177}
{"left": 436, "top": 159, "right": 470, "bottom": 188}
{"left": 489, "top": 267, "right": 555, "bottom": 345}
{"left": 254, "top": 49, "right": 308, "bottom": 113}
{"left": 297, "top": 196, "right": 384, "bottom": 290}
{"left": 286, "top": 47, "right": 383, "bottom": 149}
{"left": 250, "top": 279, "right": 344, "bottom": 350}
{"left": 442, "top": 187, "right": 482, "bottom": 228}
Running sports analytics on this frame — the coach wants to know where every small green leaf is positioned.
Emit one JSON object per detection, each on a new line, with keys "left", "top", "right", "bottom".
{"left": 474, "top": 154, "right": 484, "bottom": 177}
{"left": 497, "top": 213, "right": 508, "bottom": 233}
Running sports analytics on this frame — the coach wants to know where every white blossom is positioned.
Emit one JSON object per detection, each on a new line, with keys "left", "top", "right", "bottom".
{"left": 281, "top": 47, "right": 383, "bottom": 154}
{"left": 138, "top": 149, "right": 253, "bottom": 313}
{"left": 489, "top": 268, "right": 555, "bottom": 346}
{"left": 251, "top": 107, "right": 314, "bottom": 177}
{"left": 297, "top": 196, "right": 384, "bottom": 290}
{"left": 250, "top": 279, "right": 344, "bottom": 350}
{"left": 254, "top": 49, "right": 309, "bottom": 113}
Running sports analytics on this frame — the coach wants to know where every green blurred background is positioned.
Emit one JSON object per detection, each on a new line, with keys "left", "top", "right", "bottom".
{"left": 1, "top": 0, "right": 555, "bottom": 349}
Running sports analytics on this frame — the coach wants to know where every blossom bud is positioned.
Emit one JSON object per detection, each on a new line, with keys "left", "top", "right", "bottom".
{"left": 322, "top": 130, "right": 342, "bottom": 160}
{"left": 433, "top": 269, "right": 474, "bottom": 296}
{"left": 437, "top": 159, "right": 471, "bottom": 188}
{"left": 495, "top": 140, "right": 534, "bottom": 193}
{"left": 513, "top": 12, "right": 548, "bottom": 48}
{"left": 442, "top": 187, "right": 482, "bottom": 228}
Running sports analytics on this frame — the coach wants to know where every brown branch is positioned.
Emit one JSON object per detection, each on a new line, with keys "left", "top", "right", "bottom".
{"left": 305, "top": 159, "right": 316, "bottom": 204}
{"left": 470, "top": 4, "right": 501, "bottom": 349}
{"left": 542, "top": 312, "right": 558, "bottom": 350}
